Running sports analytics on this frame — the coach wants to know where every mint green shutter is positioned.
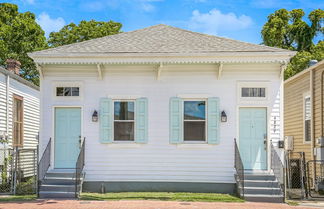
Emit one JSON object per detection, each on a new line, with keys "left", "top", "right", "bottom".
{"left": 135, "top": 97, "right": 148, "bottom": 143}
{"left": 207, "top": 97, "right": 220, "bottom": 144}
{"left": 170, "top": 97, "right": 183, "bottom": 144}
{"left": 99, "top": 98, "right": 113, "bottom": 143}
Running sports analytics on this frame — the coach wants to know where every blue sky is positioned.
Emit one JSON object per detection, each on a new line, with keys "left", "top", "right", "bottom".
{"left": 5, "top": 0, "right": 324, "bottom": 44}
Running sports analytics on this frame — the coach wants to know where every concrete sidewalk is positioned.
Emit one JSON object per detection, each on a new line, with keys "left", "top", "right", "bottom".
{"left": 0, "top": 200, "right": 319, "bottom": 209}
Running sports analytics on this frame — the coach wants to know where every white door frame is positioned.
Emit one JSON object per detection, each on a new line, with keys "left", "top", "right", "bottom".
{"left": 236, "top": 105, "right": 270, "bottom": 171}
{"left": 50, "top": 106, "right": 83, "bottom": 170}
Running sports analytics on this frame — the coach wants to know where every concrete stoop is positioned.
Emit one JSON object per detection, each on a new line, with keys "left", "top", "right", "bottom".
{"left": 243, "top": 172, "right": 284, "bottom": 203}
{"left": 39, "top": 169, "right": 81, "bottom": 199}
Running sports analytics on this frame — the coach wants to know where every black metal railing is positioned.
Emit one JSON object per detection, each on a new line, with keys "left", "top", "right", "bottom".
{"left": 234, "top": 138, "right": 244, "bottom": 198}
{"left": 75, "top": 138, "right": 85, "bottom": 198}
{"left": 271, "top": 142, "right": 285, "bottom": 195}
{"left": 37, "top": 138, "right": 51, "bottom": 197}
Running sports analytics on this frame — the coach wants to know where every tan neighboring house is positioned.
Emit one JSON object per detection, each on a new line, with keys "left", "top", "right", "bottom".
{"left": 284, "top": 60, "right": 324, "bottom": 193}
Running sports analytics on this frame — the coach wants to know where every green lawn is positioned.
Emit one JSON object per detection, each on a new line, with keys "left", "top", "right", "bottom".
{"left": 0, "top": 194, "right": 36, "bottom": 202}
{"left": 80, "top": 192, "right": 243, "bottom": 202}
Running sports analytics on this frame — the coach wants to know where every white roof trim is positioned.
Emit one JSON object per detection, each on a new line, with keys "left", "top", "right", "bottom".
{"left": 30, "top": 54, "right": 293, "bottom": 65}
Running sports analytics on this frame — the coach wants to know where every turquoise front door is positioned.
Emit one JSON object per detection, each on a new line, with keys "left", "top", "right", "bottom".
{"left": 54, "top": 107, "right": 81, "bottom": 168}
{"left": 239, "top": 107, "right": 267, "bottom": 170}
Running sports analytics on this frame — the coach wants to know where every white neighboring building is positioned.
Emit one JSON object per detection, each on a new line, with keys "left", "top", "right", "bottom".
{"left": 0, "top": 60, "right": 40, "bottom": 177}
{"left": 29, "top": 25, "right": 295, "bottom": 200}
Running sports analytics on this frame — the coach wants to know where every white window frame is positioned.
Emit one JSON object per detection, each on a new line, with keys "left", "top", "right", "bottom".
{"left": 183, "top": 98, "right": 207, "bottom": 143}
{"left": 303, "top": 93, "right": 311, "bottom": 144}
{"left": 113, "top": 99, "right": 136, "bottom": 142}
{"left": 237, "top": 81, "right": 269, "bottom": 104}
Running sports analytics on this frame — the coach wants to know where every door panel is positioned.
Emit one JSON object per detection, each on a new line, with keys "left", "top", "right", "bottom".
{"left": 239, "top": 107, "right": 267, "bottom": 170}
{"left": 55, "top": 107, "right": 81, "bottom": 168}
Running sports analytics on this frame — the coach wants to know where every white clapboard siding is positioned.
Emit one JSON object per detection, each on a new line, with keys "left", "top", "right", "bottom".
{"left": 40, "top": 63, "right": 282, "bottom": 183}
{"left": 0, "top": 71, "right": 39, "bottom": 177}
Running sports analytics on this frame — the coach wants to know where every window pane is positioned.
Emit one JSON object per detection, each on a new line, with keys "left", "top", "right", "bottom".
{"left": 184, "top": 121, "right": 205, "bottom": 141}
{"left": 184, "top": 101, "right": 205, "bottom": 120}
{"left": 242, "top": 88, "right": 266, "bottom": 97}
{"left": 56, "top": 87, "right": 64, "bottom": 96}
{"left": 305, "top": 97, "right": 311, "bottom": 120}
{"left": 305, "top": 120, "right": 311, "bottom": 142}
{"left": 72, "top": 87, "right": 80, "bottom": 96}
{"left": 64, "top": 87, "right": 72, "bottom": 96}
{"left": 114, "top": 102, "right": 135, "bottom": 120}
{"left": 114, "top": 122, "right": 134, "bottom": 141}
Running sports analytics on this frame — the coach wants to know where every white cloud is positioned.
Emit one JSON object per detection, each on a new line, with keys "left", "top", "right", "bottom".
{"left": 36, "top": 12, "right": 66, "bottom": 37}
{"left": 188, "top": 9, "right": 253, "bottom": 35}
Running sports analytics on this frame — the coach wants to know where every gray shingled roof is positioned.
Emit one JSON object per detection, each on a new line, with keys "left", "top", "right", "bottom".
{"left": 31, "top": 24, "right": 291, "bottom": 56}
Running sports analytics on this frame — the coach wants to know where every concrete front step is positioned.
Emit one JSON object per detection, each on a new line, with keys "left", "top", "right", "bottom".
{"left": 40, "top": 184, "right": 79, "bottom": 192}
{"left": 42, "top": 177, "right": 76, "bottom": 185}
{"left": 45, "top": 172, "right": 75, "bottom": 178}
{"left": 244, "top": 180, "right": 280, "bottom": 187}
{"left": 244, "top": 174, "right": 276, "bottom": 181}
{"left": 244, "top": 194, "right": 284, "bottom": 203}
{"left": 39, "top": 191, "right": 76, "bottom": 199}
{"left": 244, "top": 186, "right": 283, "bottom": 195}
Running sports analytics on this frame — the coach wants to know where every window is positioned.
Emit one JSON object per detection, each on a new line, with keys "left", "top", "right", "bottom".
{"left": 241, "top": 88, "right": 266, "bottom": 98}
{"left": 184, "top": 101, "right": 206, "bottom": 141}
{"left": 56, "top": 87, "right": 79, "bottom": 97}
{"left": 13, "top": 95, "right": 23, "bottom": 147}
{"left": 114, "top": 101, "right": 135, "bottom": 141}
{"left": 304, "top": 96, "right": 311, "bottom": 142}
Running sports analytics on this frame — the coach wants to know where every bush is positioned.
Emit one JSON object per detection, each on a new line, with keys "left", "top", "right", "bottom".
{"left": 16, "top": 177, "right": 35, "bottom": 195}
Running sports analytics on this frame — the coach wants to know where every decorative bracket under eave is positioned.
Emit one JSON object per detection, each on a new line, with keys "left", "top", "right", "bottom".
{"left": 157, "top": 62, "right": 163, "bottom": 80}
{"left": 280, "top": 62, "right": 288, "bottom": 78}
{"left": 217, "top": 63, "right": 224, "bottom": 79}
{"left": 36, "top": 64, "right": 44, "bottom": 78}
{"left": 97, "top": 64, "right": 103, "bottom": 80}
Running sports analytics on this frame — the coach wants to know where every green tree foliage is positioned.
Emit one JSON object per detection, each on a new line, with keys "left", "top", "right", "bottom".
{"left": 48, "top": 20, "right": 122, "bottom": 47}
{"left": 0, "top": 3, "right": 47, "bottom": 85}
{"left": 285, "top": 41, "right": 324, "bottom": 79}
{"left": 262, "top": 8, "right": 324, "bottom": 79}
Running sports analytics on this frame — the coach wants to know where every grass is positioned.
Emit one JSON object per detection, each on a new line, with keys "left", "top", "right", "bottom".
{"left": 0, "top": 194, "right": 36, "bottom": 202}
{"left": 286, "top": 200, "right": 299, "bottom": 206}
{"left": 80, "top": 192, "right": 244, "bottom": 202}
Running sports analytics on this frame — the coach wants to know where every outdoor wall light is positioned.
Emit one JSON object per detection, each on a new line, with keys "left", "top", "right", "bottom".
{"left": 92, "top": 110, "right": 98, "bottom": 122}
{"left": 221, "top": 111, "right": 227, "bottom": 122}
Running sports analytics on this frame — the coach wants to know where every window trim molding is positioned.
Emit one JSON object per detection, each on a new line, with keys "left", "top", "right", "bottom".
{"left": 303, "top": 92, "right": 311, "bottom": 144}
{"left": 113, "top": 99, "right": 136, "bottom": 142}
{"left": 183, "top": 98, "right": 208, "bottom": 143}
{"left": 12, "top": 94, "right": 24, "bottom": 147}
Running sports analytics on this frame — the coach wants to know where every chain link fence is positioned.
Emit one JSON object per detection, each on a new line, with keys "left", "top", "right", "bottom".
{"left": 286, "top": 152, "right": 308, "bottom": 199}
{"left": 0, "top": 148, "right": 37, "bottom": 195}
{"left": 307, "top": 160, "right": 324, "bottom": 198}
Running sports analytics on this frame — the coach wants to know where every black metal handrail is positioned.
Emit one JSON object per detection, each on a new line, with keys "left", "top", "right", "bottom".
{"left": 271, "top": 142, "right": 285, "bottom": 195}
{"left": 75, "top": 138, "right": 85, "bottom": 198}
{"left": 234, "top": 138, "right": 244, "bottom": 198}
{"left": 37, "top": 138, "right": 51, "bottom": 197}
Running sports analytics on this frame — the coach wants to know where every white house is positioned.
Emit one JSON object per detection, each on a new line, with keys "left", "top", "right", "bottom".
{"left": 29, "top": 25, "right": 295, "bottom": 201}
{"left": 0, "top": 59, "right": 40, "bottom": 178}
